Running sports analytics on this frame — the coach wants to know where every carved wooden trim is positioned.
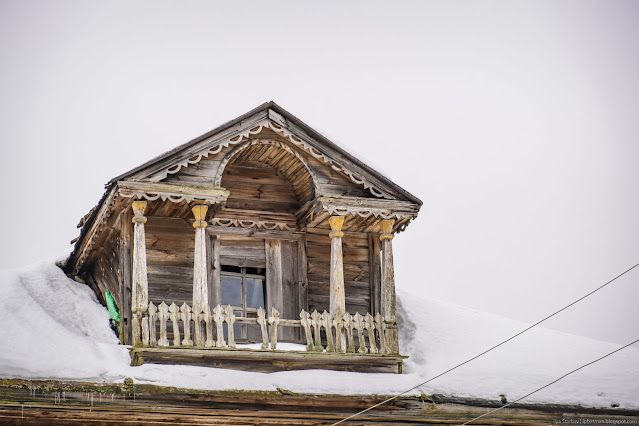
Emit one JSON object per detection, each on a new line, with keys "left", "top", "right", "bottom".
{"left": 141, "top": 301, "right": 397, "bottom": 355}
{"left": 317, "top": 196, "right": 419, "bottom": 221}
{"left": 150, "top": 119, "right": 391, "bottom": 199}
{"left": 212, "top": 138, "right": 318, "bottom": 197}
{"left": 118, "top": 181, "right": 229, "bottom": 204}
{"left": 210, "top": 217, "right": 296, "bottom": 231}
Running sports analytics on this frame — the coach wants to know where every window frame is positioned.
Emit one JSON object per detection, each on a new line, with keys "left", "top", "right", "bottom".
{"left": 220, "top": 265, "right": 266, "bottom": 341}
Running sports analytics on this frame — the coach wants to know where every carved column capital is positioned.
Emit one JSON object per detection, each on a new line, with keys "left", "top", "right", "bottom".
{"left": 379, "top": 219, "right": 395, "bottom": 241}
{"left": 192, "top": 204, "right": 209, "bottom": 228}
{"left": 132, "top": 200, "right": 147, "bottom": 224}
{"left": 328, "top": 215, "right": 344, "bottom": 239}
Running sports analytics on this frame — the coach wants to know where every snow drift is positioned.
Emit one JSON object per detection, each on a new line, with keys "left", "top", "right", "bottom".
{"left": 0, "top": 262, "right": 637, "bottom": 409}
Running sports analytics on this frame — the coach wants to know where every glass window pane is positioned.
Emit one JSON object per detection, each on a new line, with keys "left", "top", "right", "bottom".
{"left": 221, "top": 275, "right": 242, "bottom": 306}
{"left": 246, "top": 278, "right": 264, "bottom": 309}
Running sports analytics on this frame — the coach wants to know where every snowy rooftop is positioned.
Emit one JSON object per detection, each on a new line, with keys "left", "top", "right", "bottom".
{"left": 0, "top": 262, "right": 637, "bottom": 409}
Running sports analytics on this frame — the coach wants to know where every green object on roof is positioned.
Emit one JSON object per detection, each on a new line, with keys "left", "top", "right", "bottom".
{"left": 105, "top": 291, "right": 121, "bottom": 323}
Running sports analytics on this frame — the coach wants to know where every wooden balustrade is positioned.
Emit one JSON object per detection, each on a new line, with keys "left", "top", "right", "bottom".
{"left": 137, "top": 301, "right": 396, "bottom": 355}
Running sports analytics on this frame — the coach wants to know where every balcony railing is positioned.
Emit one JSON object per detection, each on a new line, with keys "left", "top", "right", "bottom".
{"left": 136, "top": 301, "right": 397, "bottom": 355}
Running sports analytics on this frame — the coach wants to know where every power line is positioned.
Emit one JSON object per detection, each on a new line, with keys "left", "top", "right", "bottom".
{"left": 459, "top": 337, "right": 639, "bottom": 425}
{"left": 331, "top": 261, "right": 639, "bottom": 425}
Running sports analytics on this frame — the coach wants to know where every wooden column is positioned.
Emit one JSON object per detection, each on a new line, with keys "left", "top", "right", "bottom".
{"left": 192, "top": 205, "right": 209, "bottom": 311}
{"left": 328, "top": 216, "right": 346, "bottom": 316}
{"left": 328, "top": 216, "right": 347, "bottom": 352}
{"left": 131, "top": 201, "right": 149, "bottom": 347}
{"left": 379, "top": 219, "right": 398, "bottom": 354}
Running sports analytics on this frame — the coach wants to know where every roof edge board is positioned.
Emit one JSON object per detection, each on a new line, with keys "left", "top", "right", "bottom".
{"left": 139, "top": 111, "right": 270, "bottom": 182}
{"left": 107, "top": 102, "right": 275, "bottom": 185}
{"left": 267, "top": 103, "right": 423, "bottom": 206}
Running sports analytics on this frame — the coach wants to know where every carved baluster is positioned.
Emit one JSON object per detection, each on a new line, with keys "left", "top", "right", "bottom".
{"left": 353, "top": 312, "right": 367, "bottom": 354}
{"left": 213, "top": 304, "right": 226, "bottom": 348}
{"left": 141, "top": 315, "right": 150, "bottom": 346}
{"left": 191, "top": 304, "right": 201, "bottom": 347}
{"left": 148, "top": 302, "right": 157, "bottom": 346}
{"left": 333, "top": 314, "right": 345, "bottom": 353}
{"left": 343, "top": 313, "right": 355, "bottom": 353}
{"left": 203, "top": 304, "right": 214, "bottom": 347}
{"left": 310, "top": 310, "right": 322, "bottom": 351}
{"left": 299, "top": 310, "right": 313, "bottom": 351}
{"left": 169, "top": 303, "right": 181, "bottom": 346}
{"left": 157, "top": 302, "right": 170, "bottom": 347}
{"left": 225, "top": 305, "right": 236, "bottom": 348}
{"left": 179, "top": 303, "right": 193, "bottom": 346}
{"left": 257, "top": 307, "right": 269, "bottom": 349}
{"left": 375, "top": 313, "right": 388, "bottom": 355}
{"left": 365, "top": 313, "right": 377, "bottom": 354}
{"left": 268, "top": 307, "right": 280, "bottom": 350}
{"left": 321, "top": 311, "right": 334, "bottom": 352}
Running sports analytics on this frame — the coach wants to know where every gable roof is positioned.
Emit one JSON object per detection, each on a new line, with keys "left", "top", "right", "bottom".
{"left": 107, "top": 101, "right": 422, "bottom": 206}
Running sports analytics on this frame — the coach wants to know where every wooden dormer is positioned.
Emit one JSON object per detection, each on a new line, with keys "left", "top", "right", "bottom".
{"left": 63, "top": 102, "right": 422, "bottom": 373}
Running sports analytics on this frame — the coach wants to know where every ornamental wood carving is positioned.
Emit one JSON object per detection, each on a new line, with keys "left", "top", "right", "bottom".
{"left": 152, "top": 119, "right": 391, "bottom": 199}
{"left": 135, "top": 301, "right": 394, "bottom": 355}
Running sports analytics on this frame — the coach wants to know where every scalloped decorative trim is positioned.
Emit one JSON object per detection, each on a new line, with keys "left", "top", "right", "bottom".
{"left": 154, "top": 119, "right": 389, "bottom": 199}
{"left": 210, "top": 217, "right": 296, "bottom": 231}
{"left": 322, "top": 204, "right": 410, "bottom": 220}
{"left": 118, "top": 189, "right": 225, "bottom": 204}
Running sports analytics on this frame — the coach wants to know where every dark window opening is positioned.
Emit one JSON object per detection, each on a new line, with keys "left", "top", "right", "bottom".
{"left": 221, "top": 265, "right": 266, "bottom": 341}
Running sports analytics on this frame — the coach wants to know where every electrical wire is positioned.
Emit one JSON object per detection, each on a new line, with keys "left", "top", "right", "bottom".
{"left": 458, "top": 338, "right": 639, "bottom": 425}
{"left": 331, "top": 261, "right": 639, "bottom": 425}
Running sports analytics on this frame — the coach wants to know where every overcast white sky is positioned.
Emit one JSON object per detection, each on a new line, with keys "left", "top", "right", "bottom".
{"left": 1, "top": 1, "right": 637, "bottom": 347}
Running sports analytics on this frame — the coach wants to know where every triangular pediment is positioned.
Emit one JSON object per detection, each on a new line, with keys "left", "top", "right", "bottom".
{"left": 109, "top": 102, "right": 422, "bottom": 206}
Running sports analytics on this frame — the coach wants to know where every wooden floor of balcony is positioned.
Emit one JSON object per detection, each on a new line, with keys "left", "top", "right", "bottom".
{"left": 129, "top": 346, "right": 406, "bottom": 374}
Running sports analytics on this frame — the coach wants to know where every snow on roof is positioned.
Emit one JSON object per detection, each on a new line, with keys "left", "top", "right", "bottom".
{"left": 0, "top": 262, "right": 637, "bottom": 409}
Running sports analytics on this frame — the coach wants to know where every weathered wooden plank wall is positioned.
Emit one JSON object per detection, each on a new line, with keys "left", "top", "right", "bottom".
{"left": 280, "top": 240, "right": 300, "bottom": 341}
{"left": 144, "top": 216, "right": 194, "bottom": 307}
{"left": 223, "top": 162, "right": 298, "bottom": 214}
{"left": 306, "top": 229, "right": 371, "bottom": 315}
{"left": 219, "top": 237, "right": 265, "bottom": 268}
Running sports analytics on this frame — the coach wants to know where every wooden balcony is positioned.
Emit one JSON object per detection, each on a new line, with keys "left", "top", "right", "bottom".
{"left": 129, "top": 301, "right": 405, "bottom": 374}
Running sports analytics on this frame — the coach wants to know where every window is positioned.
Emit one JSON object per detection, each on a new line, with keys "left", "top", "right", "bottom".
{"left": 221, "top": 265, "right": 266, "bottom": 341}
